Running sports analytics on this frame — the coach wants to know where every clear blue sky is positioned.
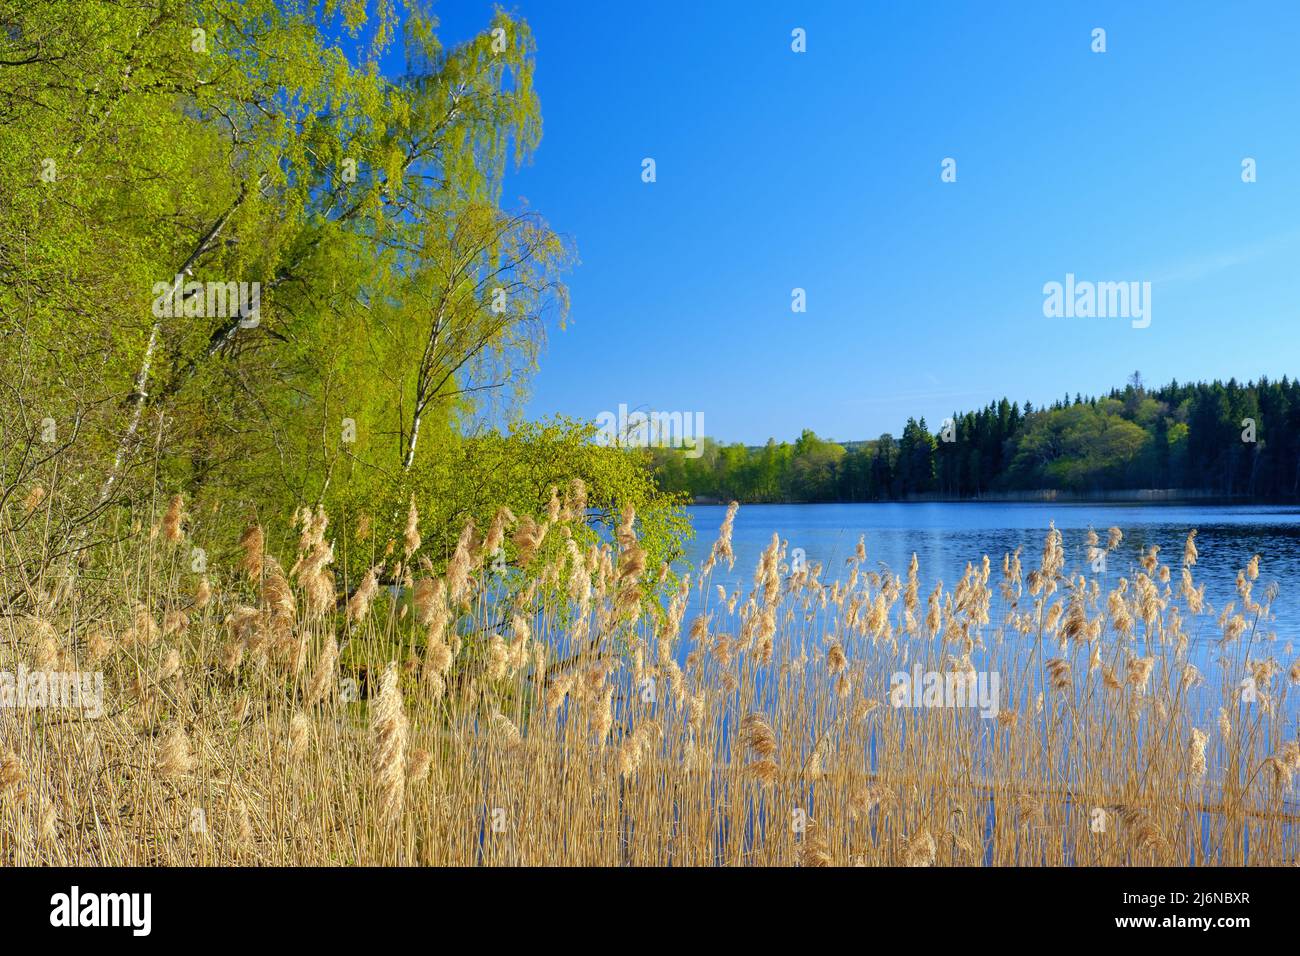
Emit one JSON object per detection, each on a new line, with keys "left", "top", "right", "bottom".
{"left": 385, "top": 1, "right": 1300, "bottom": 445}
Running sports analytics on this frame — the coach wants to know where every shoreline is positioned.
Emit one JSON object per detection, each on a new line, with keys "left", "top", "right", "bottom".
{"left": 689, "top": 491, "right": 1300, "bottom": 506}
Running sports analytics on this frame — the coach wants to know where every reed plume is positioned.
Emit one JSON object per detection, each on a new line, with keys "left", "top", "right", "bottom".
{"left": 370, "top": 663, "right": 408, "bottom": 826}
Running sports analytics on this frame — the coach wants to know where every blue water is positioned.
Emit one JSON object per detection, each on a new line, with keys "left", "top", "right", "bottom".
{"left": 669, "top": 501, "right": 1300, "bottom": 854}
{"left": 681, "top": 501, "right": 1300, "bottom": 647}
{"left": 510, "top": 502, "right": 1300, "bottom": 862}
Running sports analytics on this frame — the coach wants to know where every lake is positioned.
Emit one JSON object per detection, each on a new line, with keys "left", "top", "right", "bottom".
{"left": 680, "top": 501, "right": 1300, "bottom": 652}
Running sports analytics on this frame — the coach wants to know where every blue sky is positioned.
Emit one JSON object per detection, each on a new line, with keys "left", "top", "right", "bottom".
{"left": 376, "top": 1, "right": 1300, "bottom": 445}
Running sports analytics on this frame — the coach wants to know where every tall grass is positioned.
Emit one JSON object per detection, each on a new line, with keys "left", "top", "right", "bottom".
{"left": 1, "top": 492, "right": 1297, "bottom": 866}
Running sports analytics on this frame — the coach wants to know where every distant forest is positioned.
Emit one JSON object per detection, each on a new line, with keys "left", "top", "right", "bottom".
{"left": 650, "top": 375, "right": 1300, "bottom": 502}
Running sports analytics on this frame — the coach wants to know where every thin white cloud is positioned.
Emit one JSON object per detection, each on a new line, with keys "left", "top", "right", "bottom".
{"left": 1151, "top": 230, "right": 1300, "bottom": 284}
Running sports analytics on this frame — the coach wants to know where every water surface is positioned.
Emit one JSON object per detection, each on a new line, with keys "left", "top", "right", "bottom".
{"left": 681, "top": 501, "right": 1300, "bottom": 651}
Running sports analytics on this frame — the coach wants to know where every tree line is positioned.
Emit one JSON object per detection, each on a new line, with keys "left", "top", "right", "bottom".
{"left": 650, "top": 375, "right": 1300, "bottom": 502}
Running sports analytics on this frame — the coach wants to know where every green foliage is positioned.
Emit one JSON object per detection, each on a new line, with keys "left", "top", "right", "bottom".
{"left": 0, "top": 2, "right": 590, "bottom": 551}
{"left": 653, "top": 376, "right": 1300, "bottom": 501}
{"left": 1010, "top": 403, "right": 1149, "bottom": 490}
{"left": 330, "top": 416, "right": 691, "bottom": 588}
